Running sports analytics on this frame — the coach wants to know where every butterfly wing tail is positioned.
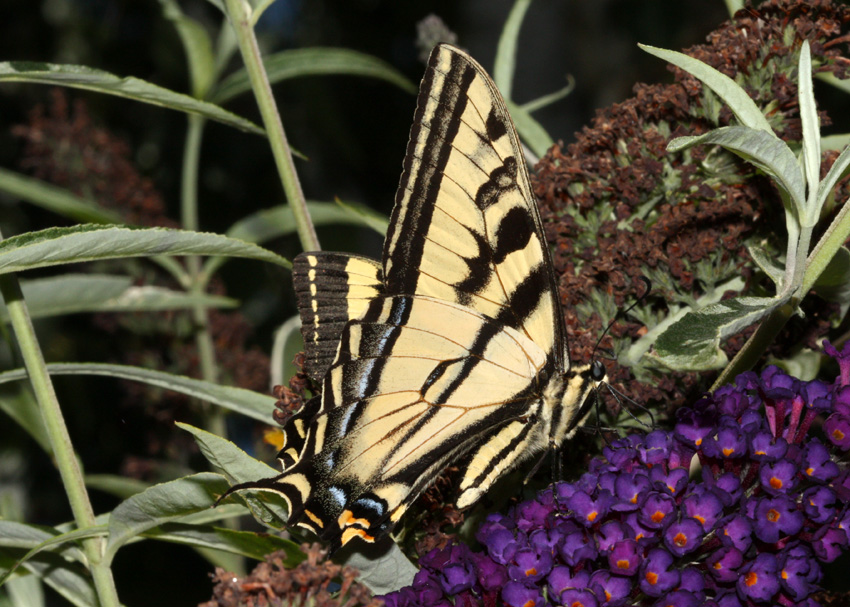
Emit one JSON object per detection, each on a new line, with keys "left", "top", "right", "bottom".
{"left": 215, "top": 471, "right": 312, "bottom": 532}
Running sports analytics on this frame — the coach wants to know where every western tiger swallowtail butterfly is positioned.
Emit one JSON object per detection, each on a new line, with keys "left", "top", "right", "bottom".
{"left": 222, "top": 43, "right": 604, "bottom": 550}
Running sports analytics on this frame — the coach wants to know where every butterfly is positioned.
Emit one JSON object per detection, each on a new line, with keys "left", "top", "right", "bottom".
{"left": 222, "top": 43, "right": 605, "bottom": 550}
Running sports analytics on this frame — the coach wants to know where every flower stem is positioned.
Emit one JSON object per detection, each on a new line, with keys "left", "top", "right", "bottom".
{"left": 180, "top": 113, "right": 226, "bottom": 439}
{"left": 223, "top": 0, "right": 320, "bottom": 252}
{"left": 0, "top": 231, "right": 120, "bottom": 607}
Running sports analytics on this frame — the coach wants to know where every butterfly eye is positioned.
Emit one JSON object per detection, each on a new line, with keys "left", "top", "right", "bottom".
{"left": 591, "top": 360, "right": 607, "bottom": 382}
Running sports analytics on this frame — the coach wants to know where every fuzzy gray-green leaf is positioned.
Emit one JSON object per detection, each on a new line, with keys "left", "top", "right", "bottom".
{"left": 653, "top": 296, "right": 788, "bottom": 370}
{"left": 668, "top": 126, "right": 805, "bottom": 211}
{"left": 639, "top": 45, "right": 773, "bottom": 133}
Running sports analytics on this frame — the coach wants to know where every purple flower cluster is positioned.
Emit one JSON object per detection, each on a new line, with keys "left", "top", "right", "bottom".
{"left": 381, "top": 342, "right": 850, "bottom": 607}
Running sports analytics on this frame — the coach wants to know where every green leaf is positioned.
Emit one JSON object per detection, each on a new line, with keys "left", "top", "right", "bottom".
{"left": 797, "top": 42, "right": 820, "bottom": 225}
{"left": 0, "top": 62, "right": 262, "bottom": 134}
{"left": 817, "top": 143, "right": 850, "bottom": 213}
{"left": 639, "top": 44, "right": 774, "bottom": 133}
{"left": 506, "top": 100, "right": 554, "bottom": 159}
{"left": 104, "top": 472, "right": 230, "bottom": 563}
{"left": 0, "top": 551, "right": 97, "bottom": 607}
{"left": 212, "top": 47, "right": 416, "bottom": 104}
{"left": 203, "top": 200, "right": 386, "bottom": 276}
{"left": 331, "top": 199, "right": 390, "bottom": 236}
{"left": 225, "top": 201, "right": 385, "bottom": 244}
{"left": 337, "top": 538, "right": 417, "bottom": 595}
{"left": 520, "top": 78, "right": 575, "bottom": 113}
{"left": 158, "top": 0, "right": 216, "bottom": 98}
{"left": 0, "top": 274, "right": 237, "bottom": 321}
{"left": 653, "top": 295, "right": 789, "bottom": 370}
{"left": 0, "top": 363, "right": 277, "bottom": 423}
{"left": 0, "top": 523, "right": 104, "bottom": 588}
{"left": 747, "top": 245, "right": 785, "bottom": 288}
{"left": 822, "top": 134, "right": 850, "bottom": 152}
{"left": 0, "top": 385, "right": 50, "bottom": 453}
{"left": 143, "top": 522, "right": 302, "bottom": 564}
{"left": 177, "top": 423, "right": 289, "bottom": 526}
{"left": 0, "top": 225, "right": 290, "bottom": 276}
{"left": 270, "top": 314, "right": 302, "bottom": 387}
{"left": 163, "top": 12, "right": 215, "bottom": 99}
{"left": 493, "top": 0, "right": 532, "bottom": 99}
{"left": 5, "top": 573, "right": 44, "bottom": 607}
{"left": 0, "top": 168, "right": 121, "bottom": 224}
{"left": 85, "top": 474, "right": 151, "bottom": 499}
{"left": 812, "top": 246, "right": 850, "bottom": 315}
{"left": 668, "top": 126, "right": 805, "bottom": 211}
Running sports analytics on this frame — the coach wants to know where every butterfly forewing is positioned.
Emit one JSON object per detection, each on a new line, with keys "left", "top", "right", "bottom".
{"left": 383, "top": 45, "right": 564, "bottom": 369}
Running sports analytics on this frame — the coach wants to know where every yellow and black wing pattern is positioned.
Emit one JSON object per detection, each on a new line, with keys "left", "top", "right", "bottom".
{"left": 224, "top": 44, "right": 601, "bottom": 551}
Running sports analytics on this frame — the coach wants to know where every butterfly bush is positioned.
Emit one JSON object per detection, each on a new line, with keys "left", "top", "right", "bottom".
{"left": 381, "top": 342, "right": 850, "bottom": 607}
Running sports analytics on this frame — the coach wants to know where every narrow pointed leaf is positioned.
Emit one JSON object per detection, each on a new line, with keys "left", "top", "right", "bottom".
{"left": 520, "top": 78, "right": 575, "bottom": 113}
{"left": 639, "top": 45, "right": 773, "bottom": 133}
{"left": 0, "top": 362, "right": 276, "bottom": 423}
{"left": 0, "top": 385, "right": 50, "bottom": 453}
{"left": 493, "top": 0, "right": 532, "bottom": 98}
{"left": 653, "top": 295, "right": 789, "bottom": 370}
{"left": 0, "top": 62, "right": 262, "bottom": 134}
{"left": 212, "top": 48, "right": 416, "bottom": 104}
{"left": 0, "top": 551, "right": 97, "bottom": 607}
{"left": 0, "top": 523, "right": 104, "bottom": 587}
{"left": 506, "top": 100, "right": 554, "bottom": 159}
{"left": 0, "top": 274, "right": 237, "bottom": 321}
{"left": 0, "top": 168, "right": 120, "bottom": 224}
{"left": 817, "top": 143, "right": 850, "bottom": 211}
{"left": 178, "top": 423, "right": 289, "bottom": 526}
{"left": 798, "top": 42, "right": 820, "bottom": 225}
{"left": 668, "top": 126, "right": 805, "bottom": 210}
{"left": 0, "top": 225, "right": 290, "bottom": 276}
{"left": 85, "top": 474, "right": 150, "bottom": 499}
{"left": 104, "top": 472, "right": 230, "bottom": 562}
{"left": 143, "top": 522, "right": 302, "bottom": 563}
{"left": 158, "top": 0, "right": 216, "bottom": 98}
{"left": 225, "top": 201, "right": 386, "bottom": 244}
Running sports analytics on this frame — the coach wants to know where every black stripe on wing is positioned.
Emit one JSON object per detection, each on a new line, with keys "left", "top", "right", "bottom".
{"left": 293, "top": 252, "right": 383, "bottom": 382}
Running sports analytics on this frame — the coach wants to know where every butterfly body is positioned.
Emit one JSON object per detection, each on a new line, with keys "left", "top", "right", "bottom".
{"left": 225, "top": 44, "right": 602, "bottom": 550}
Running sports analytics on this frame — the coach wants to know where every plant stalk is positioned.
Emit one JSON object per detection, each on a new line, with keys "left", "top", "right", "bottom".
{"left": 223, "top": 0, "right": 320, "bottom": 252}
{"left": 180, "top": 112, "right": 226, "bottom": 440}
{"left": 0, "top": 231, "right": 120, "bottom": 607}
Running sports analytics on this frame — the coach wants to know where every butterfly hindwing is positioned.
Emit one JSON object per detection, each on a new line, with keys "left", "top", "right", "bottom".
{"left": 260, "top": 295, "right": 551, "bottom": 548}
{"left": 293, "top": 252, "right": 383, "bottom": 382}
{"left": 383, "top": 45, "right": 565, "bottom": 370}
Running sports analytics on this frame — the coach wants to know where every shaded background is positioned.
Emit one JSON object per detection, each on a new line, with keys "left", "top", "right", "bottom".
{"left": 0, "top": 1, "right": 799, "bottom": 605}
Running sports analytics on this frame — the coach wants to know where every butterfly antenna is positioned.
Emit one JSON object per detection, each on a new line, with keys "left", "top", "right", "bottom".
{"left": 604, "top": 381, "right": 655, "bottom": 429}
{"left": 590, "top": 276, "right": 652, "bottom": 363}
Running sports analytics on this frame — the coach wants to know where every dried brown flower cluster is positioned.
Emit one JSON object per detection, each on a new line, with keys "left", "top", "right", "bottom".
{"left": 200, "top": 544, "right": 382, "bottom": 607}
{"left": 534, "top": 0, "right": 850, "bottom": 418}
{"left": 12, "top": 88, "right": 174, "bottom": 227}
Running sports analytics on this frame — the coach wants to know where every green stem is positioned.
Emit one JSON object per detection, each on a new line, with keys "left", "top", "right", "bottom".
{"left": 180, "top": 113, "right": 226, "bottom": 439}
{"left": 0, "top": 232, "right": 120, "bottom": 607}
{"left": 223, "top": 0, "right": 320, "bottom": 252}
